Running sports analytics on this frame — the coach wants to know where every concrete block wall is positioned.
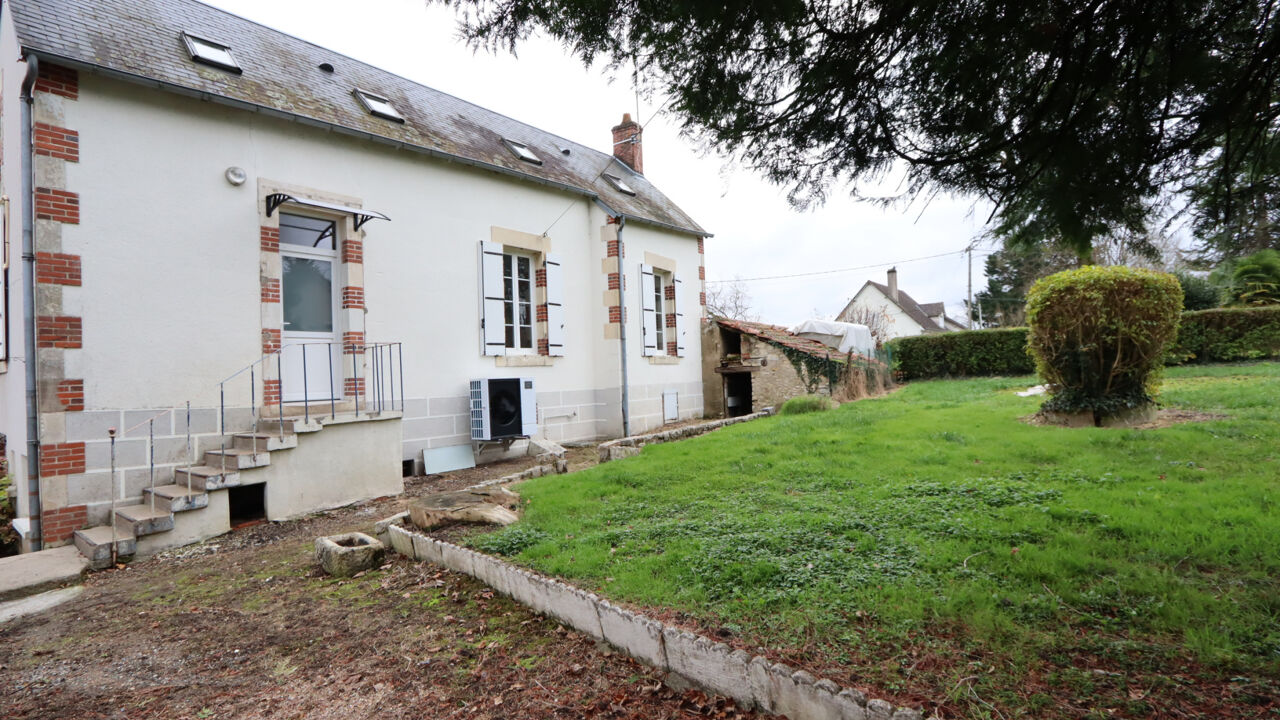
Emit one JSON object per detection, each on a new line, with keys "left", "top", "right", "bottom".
{"left": 384, "top": 522, "right": 931, "bottom": 720}
{"left": 597, "top": 410, "right": 770, "bottom": 463}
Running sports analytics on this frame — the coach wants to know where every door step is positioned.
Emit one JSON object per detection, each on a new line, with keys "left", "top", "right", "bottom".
{"left": 114, "top": 504, "right": 174, "bottom": 538}
{"left": 73, "top": 526, "right": 136, "bottom": 569}
{"left": 233, "top": 432, "right": 297, "bottom": 452}
{"left": 144, "top": 484, "right": 209, "bottom": 513}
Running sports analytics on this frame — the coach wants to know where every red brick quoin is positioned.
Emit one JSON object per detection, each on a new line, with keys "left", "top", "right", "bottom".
{"left": 34, "top": 63, "right": 78, "bottom": 99}
{"left": 260, "top": 226, "right": 279, "bottom": 253}
{"left": 35, "top": 187, "right": 79, "bottom": 224}
{"left": 34, "top": 123, "right": 79, "bottom": 162}
{"left": 342, "top": 238, "right": 363, "bottom": 264}
{"left": 262, "top": 328, "right": 281, "bottom": 354}
{"left": 36, "top": 315, "right": 82, "bottom": 348}
{"left": 261, "top": 277, "right": 280, "bottom": 303}
{"left": 56, "top": 379, "right": 84, "bottom": 411}
{"left": 35, "top": 252, "right": 82, "bottom": 286}
{"left": 263, "top": 379, "right": 281, "bottom": 406}
{"left": 40, "top": 442, "right": 85, "bottom": 476}
{"left": 41, "top": 504, "right": 88, "bottom": 544}
{"left": 341, "top": 286, "right": 364, "bottom": 309}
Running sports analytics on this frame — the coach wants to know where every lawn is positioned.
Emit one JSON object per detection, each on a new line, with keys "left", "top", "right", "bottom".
{"left": 469, "top": 363, "right": 1280, "bottom": 718}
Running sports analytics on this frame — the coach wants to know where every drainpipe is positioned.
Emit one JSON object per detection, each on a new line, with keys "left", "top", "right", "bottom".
{"left": 19, "top": 53, "right": 42, "bottom": 550}
{"left": 616, "top": 216, "right": 630, "bottom": 437}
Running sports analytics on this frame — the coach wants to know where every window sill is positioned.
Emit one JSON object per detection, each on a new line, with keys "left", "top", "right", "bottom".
{"left": 648, "top": 355, "right": 680, "bottom": 365}
{"left": 497, "top": 354, "right": 555, "bottom": 367}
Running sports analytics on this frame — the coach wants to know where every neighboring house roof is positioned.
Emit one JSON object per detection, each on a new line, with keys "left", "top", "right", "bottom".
{"left": 918, "top": 302, "right": 945, "bottom": 316}
{"left": 715, "top": 318, "right": 849, "bottom": 363}
{"left": 863, "top": 281, "right": 946, "bottom": 333}
{"left": 8, "top": 0, "right": 707, "bottom": 237}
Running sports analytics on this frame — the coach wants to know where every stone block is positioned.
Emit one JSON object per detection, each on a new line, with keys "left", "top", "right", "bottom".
{"left": 542, "top": 582, "right": 603, "bottom": 638}
{"left": 890, "top": 709, "right": 923, "bottom": 720}
{"left": 597, "top": 600, "right": 667, "bottom": 670}
{"left": 173, "top": 408, "right": 218, "bottom": 436}
{"left": 65, "top": 411, "right": 122, "bottom": 442}
{"left": 373, "top": 511, "right": 409, "bottom": 546}
{"left": 387, "top": 524, "right": 415, "bottom": 558}
{"left": 315, "top": 532, "right": 385, "bottom": 577}
{"left": 84, "top": 439, "right": 145, "bottom": 472}
{"left": 411, "top": 532, "right": 443, "bottom": 565}
{"left": 438, "top": 542, "right": 475, "bottom": 575}
{"left": 661, "top": 628, "right": 752, "bottom": 704}
{"left": 866, "top": 699, "right": 894, "bottom": 720}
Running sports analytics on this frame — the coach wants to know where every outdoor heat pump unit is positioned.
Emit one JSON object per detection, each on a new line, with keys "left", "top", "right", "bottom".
{"left": 469, "top": 378, "right": 537, "bottom": 441}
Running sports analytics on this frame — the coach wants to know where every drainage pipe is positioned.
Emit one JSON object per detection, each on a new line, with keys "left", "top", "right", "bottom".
{"left": 616, "top": 215, "right": 630, "bottom": 437}
{"left": 19, "top": 53, "right": 41, "bottom": 550}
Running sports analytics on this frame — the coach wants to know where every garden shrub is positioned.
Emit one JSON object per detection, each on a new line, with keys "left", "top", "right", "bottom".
{"left": 1175, "top": 270, "right": 1221, "bottom": 311}
{"left": 778, "top": 395, "right": 836, "bottom": 415}
{"left": 1167, "top": 306, "right": 1280, "bottom": 364}
{"left": 1026, "top": 266, "right": 1182, "bottom": 419}
{"left": 889, "top": 328, "right": 1034, "bottom": 380}
{"left": 1230, "top": 249, "right": 1280, "bottom": 305}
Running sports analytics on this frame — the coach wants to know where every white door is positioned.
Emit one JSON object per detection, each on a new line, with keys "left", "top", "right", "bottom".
{"left": 279, "top": 213, "right": 341, "bottom": 403}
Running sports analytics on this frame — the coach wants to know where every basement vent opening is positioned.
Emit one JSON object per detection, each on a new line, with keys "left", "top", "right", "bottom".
{"left": 228, "top": 484, "right": 266, "bottom": 528}
{"left": 354, "top": 89, "right": 405, "bottom": 123}
{"left": 503, "top": 138, "right": 543, "bottom": 165}
{"left": 603, "top": 173, "right": 637, "bottom": 196}
{"left": 182, "top": 32, "right": 242, "bottom": 74}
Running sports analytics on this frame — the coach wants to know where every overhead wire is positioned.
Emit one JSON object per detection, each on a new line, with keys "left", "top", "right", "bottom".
{"left": 706, "top": 247, "right": 992, "bottom": 284}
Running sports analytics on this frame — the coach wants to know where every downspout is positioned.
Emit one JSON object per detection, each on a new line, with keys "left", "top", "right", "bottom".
{"left": 20, "top": 53, "right": 41, "bottom": 550}
{"left": 616, "top": 216, "right": 630, "bottom": 437}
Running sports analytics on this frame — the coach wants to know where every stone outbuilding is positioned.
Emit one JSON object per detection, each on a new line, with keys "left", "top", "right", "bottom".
{"left": 701, "top": 318, "right": 890, "bottom": 417}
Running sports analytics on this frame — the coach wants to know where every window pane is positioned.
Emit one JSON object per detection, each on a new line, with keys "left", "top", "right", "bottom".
{"left": 518, "top": 278, "right": 531, "bottom": 302}
{"left": 282, "top": 256, "right": 333, "bottom": 332}
{"left": 520, "top": 326, "right": 532, "bottom": 348}
{"left": 518, "top": 256, "right": 531, "bottom": 279}
{"left": 519, "top": 302, "right": 530, "bottom": 326}
{"left": 505, "top": 326, "right": 514, "bottom": 347}
{"left": 503, "top": 254, "right": 512, "bottom": 276}
{"left": 279, "top": 213, "right": 336, "bottom": 250}
{"left": 504, "top": 276, "right": 513, "bottom": 301}
{"left": 504, "top": 301, "right": 513, "bottom": 324}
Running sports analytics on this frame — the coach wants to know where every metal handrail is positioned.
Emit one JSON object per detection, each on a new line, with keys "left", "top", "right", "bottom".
{"left": 101, "top": 338, "right": 406, "bottom": 543}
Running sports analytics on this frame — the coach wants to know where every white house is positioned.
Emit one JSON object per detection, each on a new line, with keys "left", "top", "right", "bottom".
{"left": 837, "top": 268, "right": 966, "bottom": 340}
{"left": 0, "top": 0, "right": 708, "bottom": 560}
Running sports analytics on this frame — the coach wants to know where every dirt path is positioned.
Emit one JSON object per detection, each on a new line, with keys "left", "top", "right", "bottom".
{"left": 0, "top": 450, "right": 755, "bottom": 720}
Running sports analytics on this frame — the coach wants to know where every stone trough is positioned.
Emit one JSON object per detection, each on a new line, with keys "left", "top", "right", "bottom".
{"left": 314, "top": 532, "right": 385, "bottom": 577}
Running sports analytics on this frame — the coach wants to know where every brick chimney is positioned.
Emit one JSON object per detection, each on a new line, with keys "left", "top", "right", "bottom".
{"left": 611, "top": 113, "right": 642, "bottom": 173}
{"left": 887, "top": 267, "right": 899, "bottom": 302}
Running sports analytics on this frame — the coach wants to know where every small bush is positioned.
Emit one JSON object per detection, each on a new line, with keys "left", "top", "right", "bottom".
{"left": 778, "top": 395, "right": 836, "bottom": 415}
{"left": 1175, "top": 271, "right": 1221, "bottom": 311}
{"left": 1230, "top": 249, "right": 1280, "bottom": 305}
{"left": 1167, "top": 306, "right": 1280, "bottom": 363}
{"left": 1027, "top": 266, "right": 1182, "bottom": 418}
{"left": 889, "top": 328, "right": 1034, "bottom": 380}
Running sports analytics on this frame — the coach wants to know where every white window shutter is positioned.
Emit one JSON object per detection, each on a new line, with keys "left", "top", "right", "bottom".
{"left": 674, "top": 274, "right": 686, "bottom": 355}
{"left": 640, "top": 264, "right": 657, "bottom": 356}
{"left": 544, "top": 253, "right": 565, "bottom": 356}
{"left": 479, "top": 241, "right": 506, "bottom": 356}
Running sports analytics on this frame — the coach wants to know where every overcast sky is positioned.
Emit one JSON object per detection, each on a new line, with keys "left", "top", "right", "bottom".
{"left": 206, "top": 0, "right": 994, "bottom": 326}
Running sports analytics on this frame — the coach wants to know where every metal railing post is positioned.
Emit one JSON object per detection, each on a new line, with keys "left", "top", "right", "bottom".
{"left": 109, "top": 427, "right": 118, "bottom": 565}
{"left": 388, "top": 344, "right": 395, "bottom": 413}
{"left": 328, "top": 342, "right": 336, "bottom": 420}
{"left": 303, "top": 343, "right": 310, "bottom": 425}
{"left": 219, "top": 381, "right": 227, "bottom": 471}
{"left": 250, "top": 366, "right": 258, "bottom": 456}
{"left": 148, "top": 418, "right": 156, "bottom": 512}
{"left": 185, "top": 401, "right": 192, "bottom": 494}
{"left": 354, "top": 344, "right": 361, "bottom": 418}
{"left": 276, "top": 351, "right": 285, "bottom": 440}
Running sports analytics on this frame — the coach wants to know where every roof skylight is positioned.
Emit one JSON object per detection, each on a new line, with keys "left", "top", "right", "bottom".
{"left": 354, "top": 89, "right": 405, "bottom": 123}
{"left": 503, "top": 139, "right": 543, "bottom": 165}
{"left": 603, "top": 173, "right": 637, "bottom": 196}
{"left": 182, "top": 33, "right": 241, "bottom": 74}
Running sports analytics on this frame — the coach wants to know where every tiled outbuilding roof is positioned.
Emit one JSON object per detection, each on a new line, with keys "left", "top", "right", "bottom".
{"left": 715, "top": 318, "right": 849, "bottom": 363}
{"left": 8, "top": 0, "right": 707, "bottom": 237}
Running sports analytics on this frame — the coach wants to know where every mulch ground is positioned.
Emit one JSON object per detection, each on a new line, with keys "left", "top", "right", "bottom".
{"left": 0, "top": 448, "right": 756, "bottom": 720}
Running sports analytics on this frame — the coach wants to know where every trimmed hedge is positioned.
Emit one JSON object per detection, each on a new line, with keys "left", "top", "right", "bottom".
{"left": 892, "top": 306, "right": 1280, "bottom": 378}
{"left": 1168, "top": 306, "right": 1280, "bottom": 364}
{"left": 890, "top": 328, "right": 1034, "bottom": 380}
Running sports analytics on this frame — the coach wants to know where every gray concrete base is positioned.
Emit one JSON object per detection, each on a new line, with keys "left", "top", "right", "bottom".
{"left": 0, "top": 545, "right": 87, "bottom": 601}
{"left": 384, "top": 522, "right": 930, "bottom": 720}
{"left": 0, "top": 585, "right": 85, "bottom": 624}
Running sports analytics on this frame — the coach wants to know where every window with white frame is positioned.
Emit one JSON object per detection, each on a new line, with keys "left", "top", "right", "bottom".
{"left": 503, "top": 251, "right": 535, "bottom": 352}
{"left": 651, "top": 272, "right": 666, "bottom": 354}
{"left": 641, "top": 264, "right": 684, "bottom": 357}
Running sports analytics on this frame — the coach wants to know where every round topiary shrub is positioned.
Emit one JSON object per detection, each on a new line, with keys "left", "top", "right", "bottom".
{"left": 1026, "top": 266, "right": 1182, "bottom": 424}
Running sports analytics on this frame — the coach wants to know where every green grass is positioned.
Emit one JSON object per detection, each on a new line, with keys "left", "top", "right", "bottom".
{"left": 778, "top": 394, "right": 837, "bottom": 415}
{"left": 470, "top": 363, "right": 1280, "bottom": 714}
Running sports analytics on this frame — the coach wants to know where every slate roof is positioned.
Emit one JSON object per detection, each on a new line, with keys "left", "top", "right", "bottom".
{"left": 8, "top": 0, "right": 706, "bottom": 237}
{"left": 715, "top": 318, "right": 849, "bottom": 363}
{"left": 865, "top": 281, "right": 946, "bottom": 333}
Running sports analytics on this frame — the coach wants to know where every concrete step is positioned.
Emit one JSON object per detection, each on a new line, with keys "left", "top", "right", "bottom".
{"left": 257, "top": 418, "right": 322, "bottom": 435}
{"left": 73, "top": 526, "right": 136, "bottom": 570}
{"left": 233, "top": 432, "right": 297, "bottom": 452}
{"left": 114, "top": 504, "right": 174, "bottom": 538}
{"left": 203, "top": 448, "right": 270, "bottom": 470}
{"left": 173, "top": 465, "right": 241, "bottom": 491}
{"left": 144, "top": 484, "right": 209, "bottom": 513}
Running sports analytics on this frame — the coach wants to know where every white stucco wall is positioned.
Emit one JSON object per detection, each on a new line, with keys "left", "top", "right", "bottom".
{"left": 841, "top": 285, "right": 927, "bottom": 340}
{"left": 27, "top": 70, "right": 705, "bottom": 475}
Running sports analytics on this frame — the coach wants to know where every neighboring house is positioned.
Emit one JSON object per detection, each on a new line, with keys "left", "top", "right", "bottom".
{"left": 701, "top": 318, "right": 887, "bottom": 416}
{"left": 0, "top": 0, "right": 708, "bottom": 558}
{"left": 837, "top": 268, "right": 965, "bottom": 339}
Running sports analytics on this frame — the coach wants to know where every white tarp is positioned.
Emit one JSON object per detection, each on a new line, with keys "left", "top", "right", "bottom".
{"left": 791, "top": 319, "right": 875, "bottom": 357}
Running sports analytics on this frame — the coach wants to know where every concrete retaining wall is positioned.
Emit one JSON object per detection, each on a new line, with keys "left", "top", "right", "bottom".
{"left": 383, "top": 522, "right": 932, "bottom": 720}
{"left": 596, "top": 411, "right": 772, "bottom": 463}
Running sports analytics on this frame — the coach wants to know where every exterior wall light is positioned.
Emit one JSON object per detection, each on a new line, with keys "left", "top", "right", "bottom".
{"left": 225, "top": 166, "right": 247, "bottom": 186}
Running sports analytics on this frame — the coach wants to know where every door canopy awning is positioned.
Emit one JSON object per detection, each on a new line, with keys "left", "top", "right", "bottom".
{"left": 265, "top": 193, "right": 390, "bottom": 231}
